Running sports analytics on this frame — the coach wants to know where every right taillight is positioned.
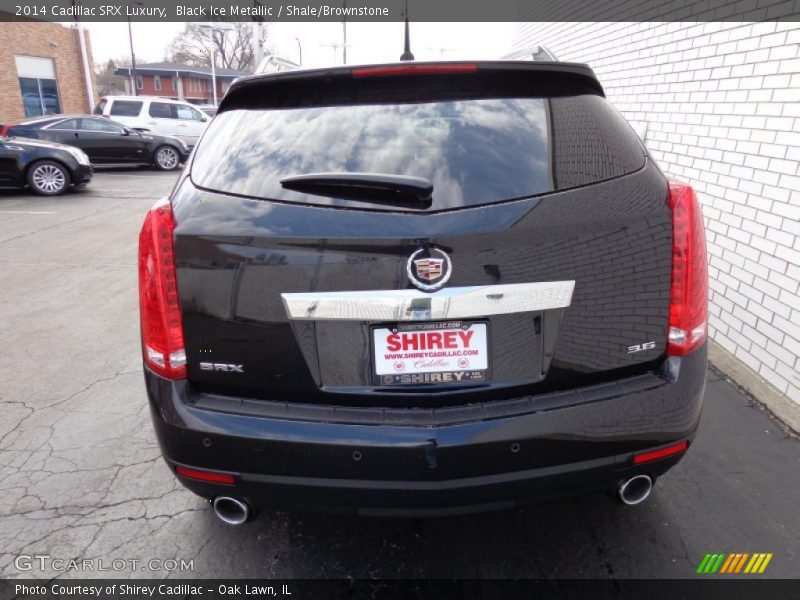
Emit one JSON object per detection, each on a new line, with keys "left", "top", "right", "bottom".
{"left": 667, "top": 180, "right": 708, "bottom": 356}
{"left": 138, "top": 198, "right": 186, "bottom": 379}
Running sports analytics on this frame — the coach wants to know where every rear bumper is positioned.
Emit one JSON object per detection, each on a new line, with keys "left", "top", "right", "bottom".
{"left": 146, "top": 346, "right": 706, "bottom": 516}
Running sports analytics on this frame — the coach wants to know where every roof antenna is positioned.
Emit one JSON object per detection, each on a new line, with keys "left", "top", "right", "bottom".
{"left": 400, "top": 0, "right": 414, "bottom": 61}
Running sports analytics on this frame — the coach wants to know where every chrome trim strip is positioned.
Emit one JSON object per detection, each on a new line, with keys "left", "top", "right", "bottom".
{"left": 281, "top": 281, "right": 575, "bottom": 322}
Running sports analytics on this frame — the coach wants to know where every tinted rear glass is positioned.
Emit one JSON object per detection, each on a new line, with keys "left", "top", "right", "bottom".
{"left": 110, "top": 100, "right": 143, "bottom": 117}
{"left": 149, "top": 102, "right": 174, "bottom": 119}
{"left": 192, "top": 98, "right": 552, "bottom": 211}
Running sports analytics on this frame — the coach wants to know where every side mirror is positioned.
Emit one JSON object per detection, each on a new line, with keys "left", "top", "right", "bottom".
{"left": 201, "top": 117, "right": 208, "bottom": 123}
{"left": 121, "top": 128, "right": 130, "bottom": 136}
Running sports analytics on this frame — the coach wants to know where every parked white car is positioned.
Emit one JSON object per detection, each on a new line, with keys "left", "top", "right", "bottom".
{"left": 93, "top": 96, "right": 209, "bottom": 148}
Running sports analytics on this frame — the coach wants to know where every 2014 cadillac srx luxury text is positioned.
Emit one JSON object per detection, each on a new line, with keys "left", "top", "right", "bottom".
{"left": 138, "top": 60, "right": 708, "bottom": 524}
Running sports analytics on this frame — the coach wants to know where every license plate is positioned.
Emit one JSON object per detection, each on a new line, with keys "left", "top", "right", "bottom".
{"left": 372, "top": 321, "right": 489, "bottom": 385}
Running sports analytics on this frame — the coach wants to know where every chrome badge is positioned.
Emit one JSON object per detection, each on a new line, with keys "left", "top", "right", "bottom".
{"left": 407, "top": 248, "right": 452, "bottom": 291}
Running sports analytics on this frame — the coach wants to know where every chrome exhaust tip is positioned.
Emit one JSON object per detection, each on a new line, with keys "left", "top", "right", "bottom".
{"left": 618, "top": 475, "right": 653, "bottom": 506}
{"left": 212, "top": 496, "right": 251, "bottom": 526}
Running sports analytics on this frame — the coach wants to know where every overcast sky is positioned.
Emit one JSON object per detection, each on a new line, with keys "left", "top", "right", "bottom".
{"left": 85, "top": 22, "right": 518, "bottom": 69}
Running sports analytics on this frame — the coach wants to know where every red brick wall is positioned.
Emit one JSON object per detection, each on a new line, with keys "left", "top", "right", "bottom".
{"left": 135, "top": 73, "right": 227, "bottom": 103}
{"left": 0, "top": 16, "right": 98, "bottom": 122}
{"left": 138, "top": 75, "right": 168, "bottom": 97}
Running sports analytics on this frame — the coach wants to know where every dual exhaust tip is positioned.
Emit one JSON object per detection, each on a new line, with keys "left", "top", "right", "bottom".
{"left": 211, "top": 477, "right": 653, "bottom": 524}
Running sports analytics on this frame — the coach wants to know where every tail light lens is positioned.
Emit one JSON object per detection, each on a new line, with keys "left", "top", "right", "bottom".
{"left": 138, "top": 199, "right": 186, "bottom": 379}
{"left": 667, "top": 180, "right": 708, "bottom": 356}
{"left": 0, "top": 125, "right": 8, "bottom": 136}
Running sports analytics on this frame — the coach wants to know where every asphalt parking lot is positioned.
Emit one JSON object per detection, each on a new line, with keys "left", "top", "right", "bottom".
{"left": 0, "top": 170, "right": 798, "bottom": 580}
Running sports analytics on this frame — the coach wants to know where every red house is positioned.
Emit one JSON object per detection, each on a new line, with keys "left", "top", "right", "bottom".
{"left": 115, "top": 62, "right": 247, "bottom": 105}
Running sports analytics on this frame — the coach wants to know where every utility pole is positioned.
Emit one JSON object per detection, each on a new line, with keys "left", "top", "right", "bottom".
{"left": 126, "top": 1, "right": 143, "bottom": 95}
{"left": 198, "top": 22, "right": 234, "bottom": 106}
{"left": 253, "top": 1, "right": 266, "bottom": 69}
{"left": 342, "top": 0, "right": 347, "bottom": 64}
{"left": 127, "top": 18, "right": 138, "bottom": 95}
{"left": 253, "top": 22, "right": 265, "bottom": 68}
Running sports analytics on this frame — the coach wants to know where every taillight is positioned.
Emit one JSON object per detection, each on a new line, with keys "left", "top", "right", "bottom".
{"left": 667, "top": 180, "right": 708, "bottom": 356}
{"left": 138, "top": 198, "right": 186, "bottom": 379}
{"left": 352, "top": 63, "right": 478, "bottom": 78}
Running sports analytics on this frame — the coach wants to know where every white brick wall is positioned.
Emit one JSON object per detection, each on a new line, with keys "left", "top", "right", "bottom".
{"left": 514, "top": 21, "right": 800, "bottom": 404}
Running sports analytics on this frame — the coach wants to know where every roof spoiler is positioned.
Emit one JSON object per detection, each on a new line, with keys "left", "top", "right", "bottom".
{"left": 221, "top": 61, "right": 605, "bottom": 111}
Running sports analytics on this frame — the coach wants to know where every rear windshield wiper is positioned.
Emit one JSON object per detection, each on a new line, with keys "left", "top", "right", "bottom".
{"left": 280, "top": 172, "right": 433, "bottom": 207}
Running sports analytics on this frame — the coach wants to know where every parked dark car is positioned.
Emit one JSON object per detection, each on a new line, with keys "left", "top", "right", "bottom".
{"left": 0, "top": 115, "right": 189, "bottom": 171}
{"left": 0, "top": 135, "right": 92, "bottom": 195}
{"left": 139, "top": 61, "right": 708, "bottom": 524}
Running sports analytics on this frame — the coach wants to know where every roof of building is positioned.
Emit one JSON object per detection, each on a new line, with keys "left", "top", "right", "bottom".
{"left": 115, "top": 62, "right": 247, "bottom": 79}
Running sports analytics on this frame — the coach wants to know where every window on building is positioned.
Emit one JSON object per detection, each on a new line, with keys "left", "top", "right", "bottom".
{"left": 171, "top": 77, "right": 178, "bottom": 91}
{"left": 15, "top": 56, "right": 61, "bottom": 117}
{"left": 109, "top": 100, "right": 143, "bottom": 117}
{"left": 207, "top": 80, "right": 213, "bottom": 92}
{"left": 154, "top": 75, "right": 161, "bottom": 91}
{"left": 136, "top": 76, "right": 143, "bottom": 90}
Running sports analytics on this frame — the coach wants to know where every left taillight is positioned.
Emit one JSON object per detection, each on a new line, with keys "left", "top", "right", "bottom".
{"left": 666, "top": 180, "right": 708, "bottom": 356}
{"left": 138, "top": 198, "right": 186, "bottom": 379}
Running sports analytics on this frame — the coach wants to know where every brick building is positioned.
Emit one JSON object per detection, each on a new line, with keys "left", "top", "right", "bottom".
{"left": 514, "top": 21, "right": 800, "bottom": 409}
{"left": 0, "top": 17, "right": 97, "bottom": 122}
{"left": 114, "top": 62, "right": 246, "bottom": 105}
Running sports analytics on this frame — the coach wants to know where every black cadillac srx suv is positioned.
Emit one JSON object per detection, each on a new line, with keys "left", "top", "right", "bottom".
{"left": 139, "top": 61, "right": 708, "bottom": 524}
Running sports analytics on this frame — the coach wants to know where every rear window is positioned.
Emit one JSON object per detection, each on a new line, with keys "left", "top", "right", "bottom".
{"left": 192, "top": 98, "right": 552, "bottom": 211}
{"left": 109, "top": 100, "right": 143, "bottom": 117}
{"left": 192, "top": 72, "right": 644, "bottom": 211}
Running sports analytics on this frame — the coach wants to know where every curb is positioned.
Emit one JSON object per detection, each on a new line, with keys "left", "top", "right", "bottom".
{"left": 708, "top": 339, "right": 800, "bottom": 436}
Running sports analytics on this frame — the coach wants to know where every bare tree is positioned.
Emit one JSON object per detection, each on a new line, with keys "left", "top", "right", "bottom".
{"left": 166, "top": 22, "right": 258, "bottom": 72}
{"left": 95, "top": 56, "right": 132, "bottom": 96}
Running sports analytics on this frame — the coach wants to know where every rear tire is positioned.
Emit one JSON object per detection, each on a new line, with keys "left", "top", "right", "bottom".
{"left": 154, "top": 145, "right": 181, "bottom": 171}
{"left": 27, "top": 160, "right": 70, "bottom": 196}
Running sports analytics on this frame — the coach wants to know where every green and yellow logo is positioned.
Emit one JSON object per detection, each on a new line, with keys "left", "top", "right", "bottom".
{"left": 696, "top": 553, "right": 773, "bottom": 574}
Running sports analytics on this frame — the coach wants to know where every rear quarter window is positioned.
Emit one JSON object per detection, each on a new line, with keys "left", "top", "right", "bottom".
{"left": 149, "top": 102, "right": 174, "bottom": 119}
{"left": 550, "top": 95, "right": 645, "bottom": 189}
{"left": 109, "top": 100, "right": 143, "bottom": 117}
